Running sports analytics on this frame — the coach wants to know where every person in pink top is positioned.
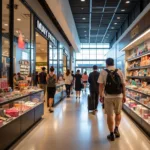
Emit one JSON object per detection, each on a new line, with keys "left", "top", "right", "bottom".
{"left": 82, "top": 71, "right": 88, "bottom": 92}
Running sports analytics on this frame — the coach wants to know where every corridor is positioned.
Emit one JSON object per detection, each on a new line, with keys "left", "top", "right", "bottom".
{"left": 10, "top": 92, "right": 150, "bottom": 150}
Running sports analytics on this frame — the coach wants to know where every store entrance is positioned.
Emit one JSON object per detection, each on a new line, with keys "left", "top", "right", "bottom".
{"left": 35, "top": 32, "right": 48, "bottom": 74}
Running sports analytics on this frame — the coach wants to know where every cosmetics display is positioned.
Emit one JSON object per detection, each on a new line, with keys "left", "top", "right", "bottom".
{"left": 125, "top": 40, "right": 150, "bottom": 136}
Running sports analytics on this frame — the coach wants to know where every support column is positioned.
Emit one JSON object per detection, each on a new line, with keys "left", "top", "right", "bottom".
{"left": 9, "top": 0, "right": 14, "bottom": 87}
{"left": 0, "top": 0, "right": 2, "bottom": 78}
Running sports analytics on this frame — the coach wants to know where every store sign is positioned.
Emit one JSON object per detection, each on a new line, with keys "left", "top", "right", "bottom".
{"left": 36, "top": 20, "right": 57, "bottom": 45}
{"left": 130, "top": 25, "right": 139, "bottom": 39}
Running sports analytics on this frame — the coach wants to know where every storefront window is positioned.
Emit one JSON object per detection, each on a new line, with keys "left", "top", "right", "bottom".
{"left": 2, "top": 0, "right": 10, "bottom": 79}
{"left": 13, "top": 0, "right": 31, "bottom": 80}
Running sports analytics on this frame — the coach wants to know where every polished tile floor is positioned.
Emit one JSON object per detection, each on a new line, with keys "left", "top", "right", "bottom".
{"left": 10, "top": 91, "right": 150, "bottom": 150}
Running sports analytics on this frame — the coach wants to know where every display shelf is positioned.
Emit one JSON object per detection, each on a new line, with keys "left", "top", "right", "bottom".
{"left": 0, "top": 89, "right": 44, "bottom": 150}
{"left": 126, "top": 87, "right": 150, "bottom": 97}
{"left": 127, "top": 51, "right": 150, "bottom": 62}
{"left": 127, "top": 65, "right": 150, "bottom": 71}
{"left": 123, "top": 104, "right": 150, "bottom": 137}
{"left": 0, "top": 89, "right": 43, "bottom": 105}
{"left": 127, "top": 76, "right": 150, "bottom": 80}
{"left": 126, "top": 95, "right": 150, "bottom": 109}
{"left": 124, "top": 103, "right": 150, "bottom": 125}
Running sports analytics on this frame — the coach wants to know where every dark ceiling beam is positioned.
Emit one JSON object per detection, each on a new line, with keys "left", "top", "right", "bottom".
{"left": 101, "top": 0, "right": 122, "bottom": 43}
{"left": 89, "top": 0, "right": 92, "bottom": 44}
{"left": 72, "top": 12, "right": 128, "bottom": 14}
{"left": 95, "top": 0, "right": 108, "bottom": 43}
{"left": 92, "top": 6, "right": 116, "bottom": 9}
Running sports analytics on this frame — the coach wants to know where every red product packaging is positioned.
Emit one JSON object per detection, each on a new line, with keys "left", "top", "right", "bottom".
{"left": 0, "top": 120, "right": 3, "bottom": 127}
{"left": 6, "top": 108, "right": 19, "bottom": 117}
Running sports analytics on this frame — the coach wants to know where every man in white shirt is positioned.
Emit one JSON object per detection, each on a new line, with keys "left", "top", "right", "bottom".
{"left": 98, "top": 58, "right": 126, "bottom": 141}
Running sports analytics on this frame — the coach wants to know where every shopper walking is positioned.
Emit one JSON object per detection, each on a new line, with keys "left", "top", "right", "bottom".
{"left": 64, "top": 69, "right": 73, "bottom": 98}
{"left": 75, "top": 70, "right": 82, "bottom": 99}
{"left": 82, "top": 71, "right": 88, "bottom": 92}
{"left": 47, "top": 66, "right": 57, "bottom": 113}
{"left": 71, "top": 71, "right": 75, "bottom": 94}
{"left": 88, "top": 65, "right": 100, "bottom": 112}
{"left": 38, "top": 67, "right": 47, "bottom": 95}
{"left": 98, "top": 58, "right": 126, "bottom": 141}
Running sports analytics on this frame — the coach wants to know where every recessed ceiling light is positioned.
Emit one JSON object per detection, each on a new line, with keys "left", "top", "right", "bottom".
{"left": 121, "top": 9, "right": 125, "bottom": 12}
{"left": 81, "top": 8, "right": 84, "bottom": 10}
{"left": 117, "top": 17, "right": 120, "bottom": 19}
{"left": 82, "top": 17, "right": 86, "bottom": 20}
{"left": 17, "top": 18, "right": 21, "bottom": 21}
{"left": 81, "top": 0, "right": 85, "bottom": 2}
{"left": 4, "top": 24, "right": 8, "bottom": 26}
{"left": 126, "top": 1, "right": 130, "bottom": 4}
{"left": 114, "top": 22, "right": 117, "bottom": 25}
{"left": 84, "top": 31, "right": 86, "bottom": 32}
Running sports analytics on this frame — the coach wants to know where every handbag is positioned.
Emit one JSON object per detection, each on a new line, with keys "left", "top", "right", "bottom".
{"left": 81, "top": 83, "right": 84, "bottom": 89}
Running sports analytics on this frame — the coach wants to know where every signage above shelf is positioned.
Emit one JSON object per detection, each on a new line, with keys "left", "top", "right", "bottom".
{"left": 122, "top": 28, "right": 150, "bottom": 51}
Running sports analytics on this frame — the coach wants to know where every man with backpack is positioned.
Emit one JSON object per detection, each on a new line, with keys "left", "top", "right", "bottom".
{"left": 98, "top": 58, "right": 126, "bottom": 141}
{"left": 88, "top": 65, "right": 100, "bottom": 113}
{"left": 38, "top": 67, "right": 47, "bottom": 95}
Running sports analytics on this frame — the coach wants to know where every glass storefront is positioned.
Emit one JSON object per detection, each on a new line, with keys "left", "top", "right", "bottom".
{"left": 2, "top": 0, "right": 10, "bottom": 79}
{"left": 0, "top": 0, "right": 70, "bottom": 88}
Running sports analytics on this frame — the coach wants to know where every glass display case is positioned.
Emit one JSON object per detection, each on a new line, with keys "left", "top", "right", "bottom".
{"left": 0, "top": 88, "right": 44, "bottom": 150}
{"left": 47, "top": 84, "right": 66, "bottom": 107}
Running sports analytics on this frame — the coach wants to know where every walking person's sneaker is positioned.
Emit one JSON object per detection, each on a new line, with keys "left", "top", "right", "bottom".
{"left": 49, "top": 109, "right": 54, "bottom": 113}
{"left": 107, "top": 133, "right": 115, "bottom": 141}
{"left": 114, "top": 127, "right": 120, "bottom": 138}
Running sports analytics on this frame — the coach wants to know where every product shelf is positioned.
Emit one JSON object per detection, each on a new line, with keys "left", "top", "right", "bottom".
{"left": 127, "top": 65, "right": 150, "bottom": 71}
{"left": 127, "top": 76, "right": 150, "bottom": 80}
{"left": 127, "top": 51, "right": 150, "bottom": 62}
{"left": 126, "top": 87, "right": 150, "bottom": 97}
{"left": 124, "top": 103, "right": 150, "bottom": 125}
{"left": 126, "top": 95, "right": 150, "bottom": 109}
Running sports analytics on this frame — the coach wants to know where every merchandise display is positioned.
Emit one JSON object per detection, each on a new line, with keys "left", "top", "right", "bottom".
{"left": 49, "top": 83, "right": 66, "bottom": 107}
{"left": 125, "top": 39, "right": 150, "bottom": 136}
{"left": 19, "top": 60, "right": 30, "bottom": 76}
{"left": 0, "top": 86, "right": 44, "bottom": 128}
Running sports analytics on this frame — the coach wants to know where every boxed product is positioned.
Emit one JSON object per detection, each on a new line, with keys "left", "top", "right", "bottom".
{"left": 5, "top": 108, "right": 19, "bottom": 117}
{"left": 0, "top": 120, "right": 3, "bottom": 127}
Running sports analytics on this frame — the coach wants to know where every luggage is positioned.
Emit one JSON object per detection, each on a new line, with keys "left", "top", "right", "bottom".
{"left": 88, "top": 94, "right": 95, "bottom": 111}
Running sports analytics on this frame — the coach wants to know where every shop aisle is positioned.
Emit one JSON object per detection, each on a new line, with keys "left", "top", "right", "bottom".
{"left": 10, "top": 92, "right": 150, "bottom": 150}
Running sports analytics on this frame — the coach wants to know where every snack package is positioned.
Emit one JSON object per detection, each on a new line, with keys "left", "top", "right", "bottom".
{"left": 5, "top": 108, "right": 19, "bottom": 117}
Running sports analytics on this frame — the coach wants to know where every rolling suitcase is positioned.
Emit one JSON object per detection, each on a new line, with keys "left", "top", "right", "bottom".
{"left": 88, "top": 94, "right": 95, "bottom": 111}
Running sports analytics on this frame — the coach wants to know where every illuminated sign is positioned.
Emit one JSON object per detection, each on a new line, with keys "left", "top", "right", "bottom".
{"left": 36, "top": 20, "right": 57, "bottom": 45}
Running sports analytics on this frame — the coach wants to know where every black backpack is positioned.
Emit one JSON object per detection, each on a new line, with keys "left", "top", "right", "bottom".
{"left": 105, "top": 69, "right": 122, "bottom": 94}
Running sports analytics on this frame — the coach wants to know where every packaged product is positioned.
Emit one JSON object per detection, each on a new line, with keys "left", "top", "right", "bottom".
{"left": 0, "top": 120, "right": 3, "bottom": 127}
{"left": 5, "top": 108, "right": 19, "bottom": 117}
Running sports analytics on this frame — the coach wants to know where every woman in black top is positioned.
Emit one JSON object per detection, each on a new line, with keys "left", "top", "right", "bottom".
{"left": 75, "top": 70, "right": 82, "bottom": 99}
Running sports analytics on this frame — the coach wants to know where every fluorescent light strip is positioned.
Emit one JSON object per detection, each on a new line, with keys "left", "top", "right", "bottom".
{"left": 122, "top": 28, "right": 150, "bottom": 51}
